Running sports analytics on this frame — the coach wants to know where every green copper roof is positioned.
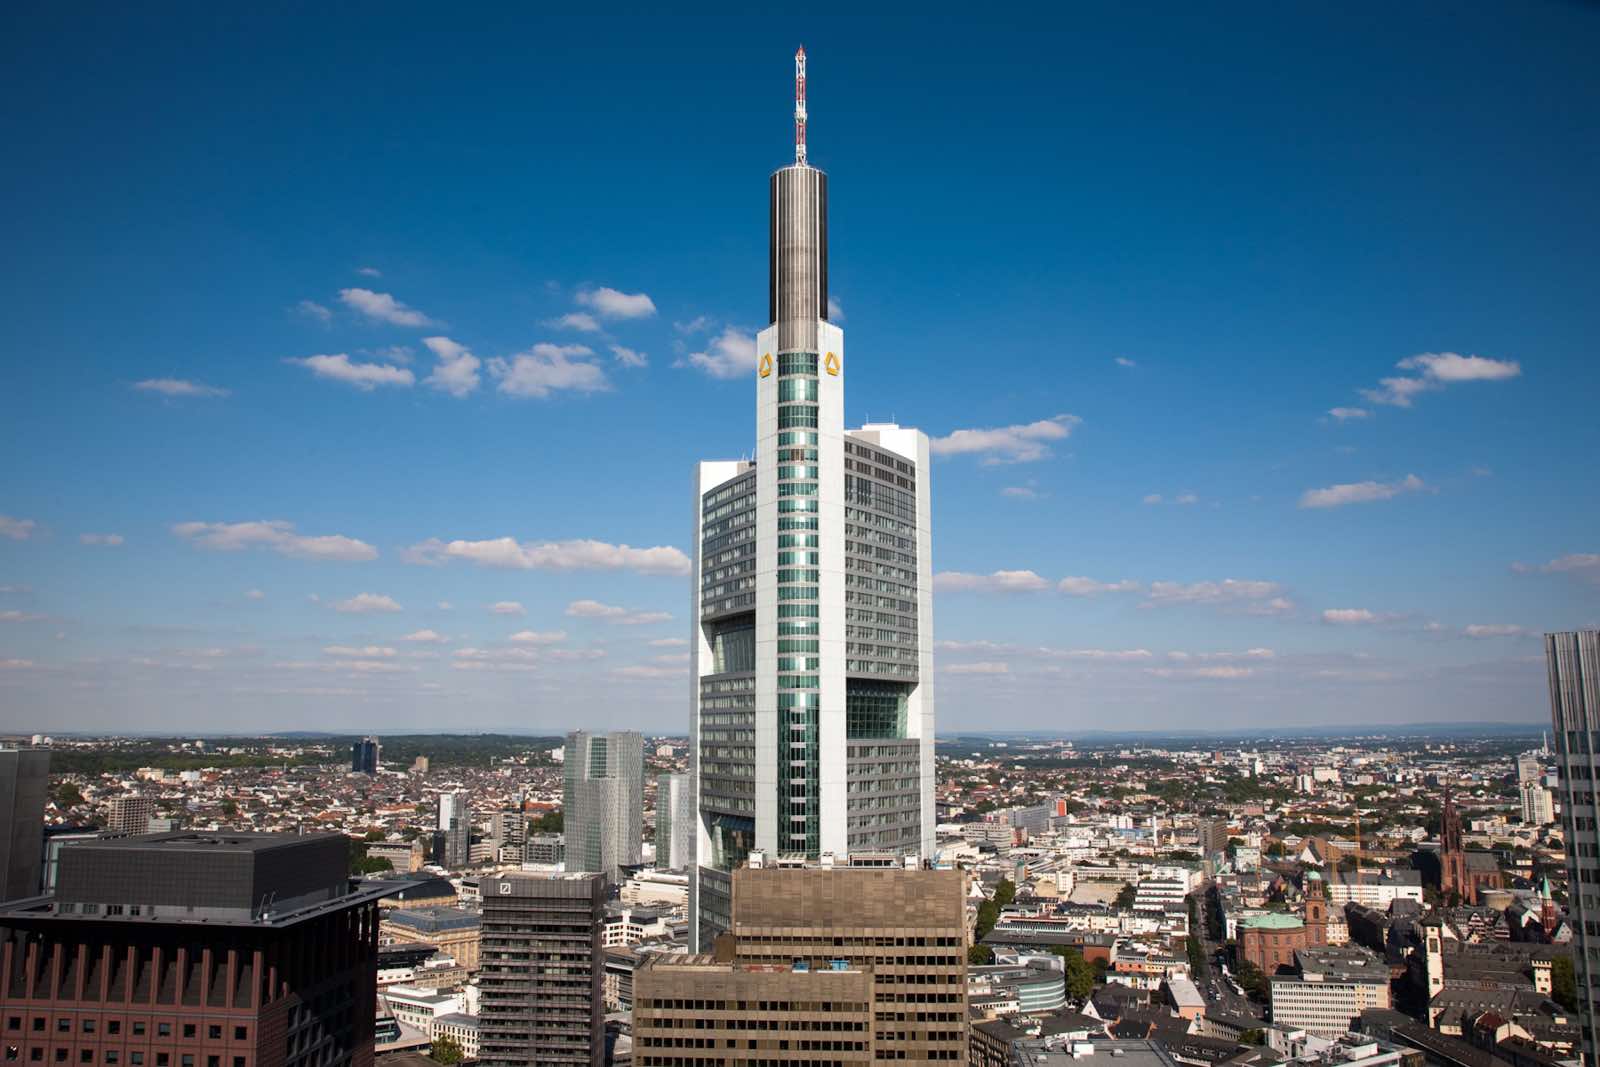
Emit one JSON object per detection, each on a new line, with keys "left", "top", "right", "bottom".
{"left": 1241, "top": 912, "right": 1305, "bottom": 930}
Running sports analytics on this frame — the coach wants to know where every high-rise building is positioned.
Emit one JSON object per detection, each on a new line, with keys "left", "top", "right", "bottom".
{"left": 0, "top": 832, "right": 389, "bottom": 1067}
{"left": 478, "top": 872, "right": 605, "bottom": 1067}
{"left": 690, "top": 47, "right": 935, "bottom": 950}
{"left": 654, "top": 772, "right": 694, "bottom": 871}
{"left": 437, "top": 792, "right": 470, "bottom": 868}
{"left": 1547, "top": 629, "right": 1600, "bottom": 1064}
{"left": 105, "top": 793, "right": 157, "bottom": 835}
{"left": 351, "top": 736, "right": 381, "bottom": 774}
{"left": 0, "top": 746, "right": 49, "bottom": 902}
{"left": 564, "top": 731, "right": 643, "bottom": 883}
{"left": 719, "top": 859, "right": 968, "bottom": 1063}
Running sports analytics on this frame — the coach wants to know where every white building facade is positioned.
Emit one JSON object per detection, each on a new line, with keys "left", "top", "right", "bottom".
{"left": 690, "top": 83, "right": 934, "bottom": 949}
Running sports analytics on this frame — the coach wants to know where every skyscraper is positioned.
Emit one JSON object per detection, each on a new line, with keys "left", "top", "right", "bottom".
{"left": 351, "top": 736, "right": 380, "bottom": 774}
{"left": 1547, "top": 629, "right": 1600, "bottom": 1064}
{"left": 564, "top": 730, "right": 643, "bottom": 883}
{"left": 654, "top": 772, "right": 694, "bottom": 870}
{"left": 479, "top": 872, "right": 605, "bottom": 1067}
{"left": 0, "top": 746, "right": 49, "bottom": 902}
{"left": 690, "top": 48, "right": 935, "bottom": 949}
{"left": 437, "top": 791, "right": 470, "bottom": 868}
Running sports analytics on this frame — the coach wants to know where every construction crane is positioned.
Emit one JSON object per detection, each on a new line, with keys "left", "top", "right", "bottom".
{"left": 794, "top": 46, "right": 808, "bottom": 166}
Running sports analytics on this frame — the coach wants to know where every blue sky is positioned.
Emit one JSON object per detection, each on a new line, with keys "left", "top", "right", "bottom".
{"left": 2, "top": 6, "right": 1597, "bottom": 734}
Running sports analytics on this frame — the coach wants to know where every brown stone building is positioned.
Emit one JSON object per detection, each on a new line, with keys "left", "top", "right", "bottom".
{"left": 716, "top": 861, "right": 968, "bottom": 1063}
{"left": 0, "top": 833, "right": 388, "bottom": 1067}
{"left": 633, "top": 956, "right": 875, "bottom": 1065}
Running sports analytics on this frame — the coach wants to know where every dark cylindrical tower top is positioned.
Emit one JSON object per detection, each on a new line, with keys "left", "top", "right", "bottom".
{"left": 769, "top": 165, "right": 828, "bottom": 353}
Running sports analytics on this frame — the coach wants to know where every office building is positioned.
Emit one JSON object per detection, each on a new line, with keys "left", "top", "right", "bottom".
{"left": 633, "top": 955, "right": 875, "bottom": 1065}
{"left": 691, "top": 47, "right": 936, "bottom": 948}
{"left": 436, "top": 791, "right": 469, "bottom": 868}
{"left": 654, "top": 772, "right": 693, "bottom": 870}
{"left": 1547, "top": 629, "right": 1600, "bottom": 1065}
{"left": 478, "top": 872, "right": 605, "bottom": 1067}
{"left": 0, "top": 832, "right": 390, "bottom": 1067}
{"left": 723, "top": 859, "right": 967, "bottom": 1063}
{"left": 351, "top": 736, "right": 381, "bottom": 774}
{"left": 0, "top": 746, "right": 49, "bottom": 902}
{"left": 564, "top": 731, "right": 643, "bottom": 883}
{"left": 105, "top": 794, "right": 156, "bottom": 836}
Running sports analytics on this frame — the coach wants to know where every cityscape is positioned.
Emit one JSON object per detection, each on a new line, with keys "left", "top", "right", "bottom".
{"left": 4, "top": 10, "right": 1599, "bottom": 1067}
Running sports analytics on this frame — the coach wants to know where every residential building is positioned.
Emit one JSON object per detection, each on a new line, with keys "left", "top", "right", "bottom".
{"left": 0, "top": 746, "right": 49, "bottom": 901}
{"left": 477, "top": 871, "right": 605, "bottom": 1067}
{"left": 436, "top": 792, "right": 469, "bottom": 869}
{"left": 105, "top": 794, "right": 156, "bottom": 836}
{"left": 723, "top": 859, "right": 967, "bottom": 1063}
{"left": 654, "top": 772, "right": 693, "bottom": 871}
{"left": 351, "top": 737, "right": 380, "bottom": 775}
{"left": 564, "top": 731, "right": 643, "bottom": 884}
{"left": 691, "top": 49, "right": 936, "bottom": 949}
{"left": 0, "top": 832, "right": 389, "bottom": 1067}
{"left": 632, "top": 954, "right": 875, "bottom": 1065}
{"left": 1546, "top": 629, "right": 1600, "bottom": 1066}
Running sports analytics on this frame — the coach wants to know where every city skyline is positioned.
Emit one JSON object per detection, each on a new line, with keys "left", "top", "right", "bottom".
{"left": 3, "top": 9, "right": 1599, "bottom": 735}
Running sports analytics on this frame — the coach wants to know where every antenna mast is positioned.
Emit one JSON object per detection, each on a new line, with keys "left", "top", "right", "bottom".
{"left": 794, "top": 46, "right": 808, "bottom": 165}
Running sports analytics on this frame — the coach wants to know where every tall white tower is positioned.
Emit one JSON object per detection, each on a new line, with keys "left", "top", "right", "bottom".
{"left": 689, "top": 48, "right": 935, "bottom": 948}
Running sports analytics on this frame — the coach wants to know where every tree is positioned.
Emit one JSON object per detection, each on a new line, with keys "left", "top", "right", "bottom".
{"left": 994, "top": 880, "right": 1016, "bottom": 908}
{"left": 430, "top": 1034, "right": 464, "bottom": 1066}
{"left": 1114, "top": 883, "right": 1138, "bottom": 909}
{"left": 1552, "top": 955, "right": 1577, "bottom": 1012}
{"left": 969, "top": 944, "right": 994, "bottom": 966}
{"left": 1049, "top": 947, "right": 1098, "bottom": 1000}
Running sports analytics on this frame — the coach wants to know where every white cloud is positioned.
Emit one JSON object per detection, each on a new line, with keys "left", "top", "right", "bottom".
{"left": 402, "top": 536, "right": 689, "bottom": 576}
{"left": 172, "top": 520, "right": 377, "bottom": 561}
{"left": 295, "top": 299, "right": 333, "bottom": 322}
{"left": 930, "top": 415, "right": 1080, "bottom": 464}
{"left": 0, "top": 516, "right": 37, "bottom": 541}
{"left": 1327, "top": 407, "right": 1369, "bottom": 421}
{"left": 1299, "top": 474, "right": 1426, "bottom": 509}
{"left": 576, "top": 286, "right": 656, "bottom": 319}
{"left": 1464, "top": 624, "right": 1527, "bottom": 638}
{"left": 944, "top": 661, "right": 1010, "bottom": 675}
{"left": 402, "top": 629, "right": 446, "bottom": 643}
{"left": 323, "top": 644, "right": 396, "bottom": 658}
{"left": 488, "top": 601, "right": 526, "bottom": 616}
{"left": 288, "top": 353, "right": 415, "bottom": 390}
{"left": 488, "top": 343, "right": 608, "bottom": 398}
{"left": 421, "top": 336, "right": 481, "bottom": 397}
{"left": 509, "top": 629, "right": 567, "bottom": 645}
{"left": 132, "top": 378, "right": 230, "bottom": 398}
{"left": 933, "top": 570, "right": 1051, "bottom": 593}
{"left": 1145, "top": 579, "right": 1290, "bottom": 614}
{"left": 1360, "top": 351, "right": 1521, "bottom": 408}
{"left": 610, "top": 345, "right": 648, "bottom": 368}
{"left": 79, "top": 533, "right": 124, "bottom": 546}
{"left": 1142, "top": 494, "right": 1163, "bottom": 505}
{"left": 681, "top": 326, "right": 756, "bottom": 379}
{"left": 337, "top": 288, "right": 437, "bottom": 327}
{"left": 549, "top": 312, "right": 601, "bottom": 333}
{"left": 1114, "top": 357, "right": 1137, "bottom": 368}
{"left": 244, "top": 589, "right": 265, "bottom": 601}
{"left": 566, "top": 599, "right": 672, "bottom": 625}
{"left": 1057, "top": 576, "right": 1139, "bottom": 596}
{"left": 356, "top": 266, "right": 382, "bottom": 278}
{"left": 1000, "top": 487, "right": 1038, "bottom": 499}
{"left": 334, "top": 593, "right": 402, "bottom": 614}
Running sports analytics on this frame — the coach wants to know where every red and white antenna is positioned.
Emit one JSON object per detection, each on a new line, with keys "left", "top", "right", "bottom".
{"left": 794, "top": 46, "right": 807, "bottom": 166}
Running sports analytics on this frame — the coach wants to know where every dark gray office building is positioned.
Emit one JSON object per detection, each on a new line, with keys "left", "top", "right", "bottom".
{"left": 1548, "top": 629, "right": 1600, "bottom": 1066}
{"left": 478, "top": 872, "right": 604, "bottom": 1067}
{"left": 0, "top": 745, "right": 49, "bottom": 902}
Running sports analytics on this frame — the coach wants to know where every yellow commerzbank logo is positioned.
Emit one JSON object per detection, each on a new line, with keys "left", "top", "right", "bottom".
{"left": 825, "top": 351, "right": 840, "bottom": 375}
{"left": 759, "top": 353, "right": 773, "bottom": 378}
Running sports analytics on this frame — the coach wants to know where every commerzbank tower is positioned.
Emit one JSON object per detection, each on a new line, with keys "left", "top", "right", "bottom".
{"left": 689, "top": 48, "right": 935, "bottom": 948}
